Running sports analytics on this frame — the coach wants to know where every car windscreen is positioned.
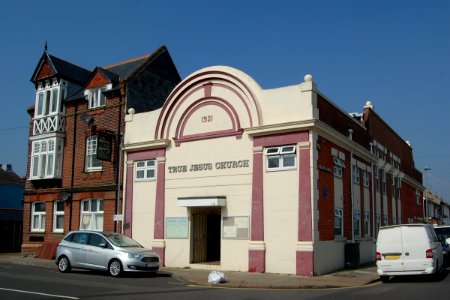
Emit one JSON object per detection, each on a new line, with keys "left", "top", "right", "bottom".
{"left": 104, "top": 233, "right": 142, "bottom": 248}
{"left": 435, "top": 227, "right": 450, "bottom": 240}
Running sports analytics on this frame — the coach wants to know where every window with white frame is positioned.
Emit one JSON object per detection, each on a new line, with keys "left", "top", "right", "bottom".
{"left": 383, "top": 215, "right": 388, "bottom": 226}
{"left": 416, "top": 190, "right": 420, "bottom": 205}
{"left": 334, "top": 208, "right": 343, "bottom": 236}
{"left": 374, "top": 165, "right": 380, "bottom": 191}
{"left": 381, "top": 169, "right": 386, "bottom": 194}
{"left": 30, "top": 138, "right": 63, "bottom": 179}
{"left": 353, "top": 210, "right": 361, "bottom": 238}
{"left": 333, "top": 157, "right": 345, "bottom": 177}
{"left": 31, "top": 202, "right": 46, "bottom": 232}
{"left": 85, "top": 135, "right": 102, "bottom": 172}
{"left": 88, "top": 87, "right": 107, "bottom": 108}
{"left": 53, "top": 201, "right": 64, "bottom": 233}
{"left": 364, "top": 212, "right": 370, "bottom": 236}
{"left": 363, "top": 171, "right": 370, "bottom": 188}
{"left": 135, "top": 160, "right": 156, "bottom": 181}
{"left": 35, "top": 86, "right": 61, "bottom": 117}
{"left": 80, "top": 199, "right": 104, "bottom": 231}
{"left": 352, "top": 165, "right": 360, "bottom": 184}
{"left": 265, "top": 145, "right": 296, "bottom": 171}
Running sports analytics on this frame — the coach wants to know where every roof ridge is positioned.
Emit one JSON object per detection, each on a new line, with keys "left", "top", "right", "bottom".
{"left": 103, "top": 53, "right": 152, "bottom": 69}
{"left": 48, "top": 54, "right": 90, "bottom": 72}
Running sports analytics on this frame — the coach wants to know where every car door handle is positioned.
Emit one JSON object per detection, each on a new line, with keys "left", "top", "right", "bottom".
{"left": 405, "top": 252, "right": 409, "bottom": 256}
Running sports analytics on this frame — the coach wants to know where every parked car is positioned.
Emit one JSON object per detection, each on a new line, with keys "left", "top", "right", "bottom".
{"left": 55, "top": 231, "right": 160, "bottom": 277}
{"left": 376, "top": 224, "right": 444, "bottom": 282}
{"left": 433, "top": 225, "right": 450, "bottom": 267}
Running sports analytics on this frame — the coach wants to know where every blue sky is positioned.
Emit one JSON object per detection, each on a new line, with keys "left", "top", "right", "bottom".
{"left": 1, "top": 0, "right": 449, "bottom": 200}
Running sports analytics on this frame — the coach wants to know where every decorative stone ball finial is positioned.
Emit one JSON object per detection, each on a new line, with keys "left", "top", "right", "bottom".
{"left": 128, "top": 108, "right": 135, "bottom": 115}
{"left": 304, "top": 74, "right": 313, "bottom": 82}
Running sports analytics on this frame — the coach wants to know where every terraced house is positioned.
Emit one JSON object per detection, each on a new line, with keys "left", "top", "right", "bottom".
{"left": 23, "top": 45, "right": 180, "bottom": 256}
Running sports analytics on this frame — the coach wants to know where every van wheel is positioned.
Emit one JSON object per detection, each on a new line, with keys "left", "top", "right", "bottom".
{"left": 108, "top": 259, "right": 123, "bottom": 277}
{"left": 57, "top": 256, "right": 71, "bottom": 273}
{"left": 380, "top": 276, "right": 390, "bottom": 283}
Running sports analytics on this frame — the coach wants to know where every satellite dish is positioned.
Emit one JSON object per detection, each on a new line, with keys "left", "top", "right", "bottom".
{"left": 59, "top": 192, "right": 71, "bottom": 201}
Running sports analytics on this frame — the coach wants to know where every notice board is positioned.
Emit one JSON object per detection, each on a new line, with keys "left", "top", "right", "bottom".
{"left": 222, "top": 216, "right": 249, "bottom": 239}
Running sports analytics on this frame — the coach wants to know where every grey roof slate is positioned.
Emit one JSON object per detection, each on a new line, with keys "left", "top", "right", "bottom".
{"left": 0, "top": 168, "right": 24, "bottom": 186}
{"left": 31, "top": 51, "right": 91, "bottom": 85}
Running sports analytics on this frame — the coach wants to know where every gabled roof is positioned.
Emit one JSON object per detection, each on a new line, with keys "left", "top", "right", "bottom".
{"left": 66, "top": 45, "right": 178, "bottom": 102}
{"left": 104, "top": 54, "right": 151, "bottom": 79}
{"left": 0, "top": 167, "right": 24, "bottom": 186}
{"left": 30, "top": 50, "right": 91, "bottom": 85}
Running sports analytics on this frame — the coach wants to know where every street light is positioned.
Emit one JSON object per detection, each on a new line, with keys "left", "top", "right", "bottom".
{"left": 423, "top": 167, "right": 431, "bottom": 222}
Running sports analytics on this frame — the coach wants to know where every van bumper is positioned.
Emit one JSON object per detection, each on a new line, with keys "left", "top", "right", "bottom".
{"left": 377, "top": 266, "right": 437, "bottom": 276}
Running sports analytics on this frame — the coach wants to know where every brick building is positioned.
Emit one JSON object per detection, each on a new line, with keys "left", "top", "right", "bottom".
{"left": 122, "top": 67, "right": 426, "bottom": 276}
{"left": 23, "top": 45, "right": 180, "bottom": 256}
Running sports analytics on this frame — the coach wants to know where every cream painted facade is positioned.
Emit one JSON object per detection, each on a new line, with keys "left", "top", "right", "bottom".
{"left": 122, "top": 65, "right": 423, "bottom": 276}
{"left": 123, "top": 66, "right": 322, "bottom": 275}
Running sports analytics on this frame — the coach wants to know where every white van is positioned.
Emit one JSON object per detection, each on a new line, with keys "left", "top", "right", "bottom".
{"left": 376, "top": 224, "right": 443, "bottom": 281}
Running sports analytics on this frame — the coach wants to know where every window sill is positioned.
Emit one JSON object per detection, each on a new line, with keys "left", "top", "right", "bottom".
{"left": 135, "top": 178, "right": 156, "bottom": 182}
{"left": 85, "top": 169, "right": 103, "bottom": 173}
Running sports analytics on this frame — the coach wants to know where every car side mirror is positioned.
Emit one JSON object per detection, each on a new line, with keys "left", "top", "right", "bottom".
{"left": 99, "top": 243, "right": 107, "bottom": 248}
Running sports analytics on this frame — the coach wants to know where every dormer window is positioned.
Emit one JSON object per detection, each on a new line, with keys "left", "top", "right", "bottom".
{"left": 88, "top": 87, "right": 107, "bottom": 109}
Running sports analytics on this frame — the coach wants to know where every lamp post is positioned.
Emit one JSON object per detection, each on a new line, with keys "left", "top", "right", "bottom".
{"left": 423, "top": 167, "right": 431, "bottom": 222}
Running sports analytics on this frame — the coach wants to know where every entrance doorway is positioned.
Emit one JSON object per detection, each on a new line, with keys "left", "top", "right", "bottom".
{"left": 191, "top": 208, "right": 221, "bottom": 263}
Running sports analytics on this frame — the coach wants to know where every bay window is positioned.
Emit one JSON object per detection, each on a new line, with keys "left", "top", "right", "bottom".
{"left": 30, "top": 137, "right": 63, "bottom": 179}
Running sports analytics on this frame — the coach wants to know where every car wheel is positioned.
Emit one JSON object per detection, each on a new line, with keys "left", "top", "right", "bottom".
{"left": 108, "top": 259, "right": 122, "bottom": 277}
{"left": 57, "top": 256, "right": 71, "bottom": 273}
{"left": 380, "top": 275, "right": 390, "bottom": 283}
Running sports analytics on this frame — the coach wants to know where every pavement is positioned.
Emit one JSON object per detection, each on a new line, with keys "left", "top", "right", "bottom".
{"left": 0, "top": 253, "right": 380, "bottom": 289}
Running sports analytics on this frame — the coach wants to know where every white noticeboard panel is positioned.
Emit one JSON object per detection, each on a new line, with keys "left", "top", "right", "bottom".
{"left": 165, "top": 217, "right": 189, "bottom": 239}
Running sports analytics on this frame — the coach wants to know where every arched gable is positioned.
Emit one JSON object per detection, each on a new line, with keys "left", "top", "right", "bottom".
{"left": 155, "top": 67, "right": 262, "bottom": 145}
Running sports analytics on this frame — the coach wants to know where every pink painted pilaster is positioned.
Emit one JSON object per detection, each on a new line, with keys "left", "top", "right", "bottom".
{"left": 248, "top": 146, "right": 265, "bottom": 272}
{"left": 153, "top": 157, "right": 166, "bottom": 266}
{"left": 296, "top": 251, "right": 314, "bottom": 276}
{"left": 298, "top": 142, "right": 312, "bottom": 241}
{"left": 154, "top": 157, "right": 166, "bottom": 240}
{"left": 123, "top": 160, "right": 134, "bottom": 237}
{"left": 297, "top": 141, "right": 314, "bottom": 276}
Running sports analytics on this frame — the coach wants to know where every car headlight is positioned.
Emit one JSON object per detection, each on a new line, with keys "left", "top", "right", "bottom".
{"left": 127, "top": 253, "right": 142, "bottom": 259}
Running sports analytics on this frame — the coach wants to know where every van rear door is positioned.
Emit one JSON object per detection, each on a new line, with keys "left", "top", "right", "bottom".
{"left": 401, "top": 225, "right": 430, "bottom": 271}
{"left": 377, "top": 226, "right": 404, "bottom": 272}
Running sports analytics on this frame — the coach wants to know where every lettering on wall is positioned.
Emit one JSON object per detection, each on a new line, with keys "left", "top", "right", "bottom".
{"left": 168, "top": 160, "right": 250, "bottom": 174}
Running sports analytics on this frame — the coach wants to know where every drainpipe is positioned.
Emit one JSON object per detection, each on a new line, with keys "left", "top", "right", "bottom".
{"left": 349, "top": 129, "right": 355, "bottom": 242}
{"left": 115, "top": 82, "right": 125, "bottom": 233}
{"left": 69, "top": 104, "right": 78, "bottom": 231}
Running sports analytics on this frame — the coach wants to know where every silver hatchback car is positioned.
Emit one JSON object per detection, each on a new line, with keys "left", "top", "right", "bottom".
{"left": 55, "top": 231, "right": 160, "bottom": 277}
